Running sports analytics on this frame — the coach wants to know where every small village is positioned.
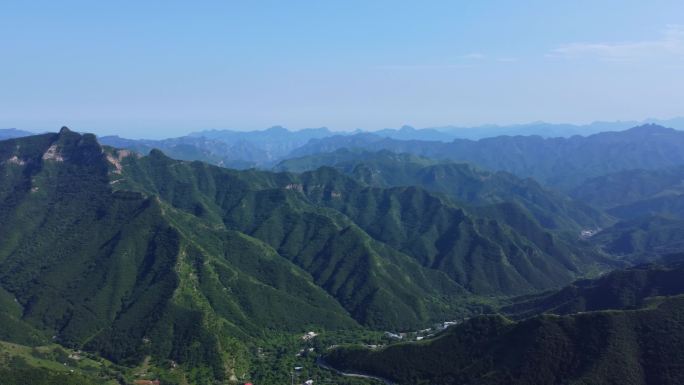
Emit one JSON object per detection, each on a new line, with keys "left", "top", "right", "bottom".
{"left": 122, "top": 317, "right": 469, "bottom": 385}
{"left": 382, "top": 318, "right": 466, "bottom": 343}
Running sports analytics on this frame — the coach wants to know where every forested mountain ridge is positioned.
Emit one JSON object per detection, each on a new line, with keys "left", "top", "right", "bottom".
{"left": 116, "top": 148, "right": 609, "bottom": 298}
{"left": 567, "top": 166, "right": 684, "bottom": 259}
{"left": 291, "top": 124, "right": 684, "bottom": 190}
{"left": 325, "top": 261, "right": 684, "bottom": 385}
{"left": 571, "top": 166, "right": 684, "bottom": 209}
{"left": 503, "top": 260, "right": 684, "bottom": 318}
{"left": 0, "top": 128, "right": 361, "bottom": 381}
{"left": 97, "top": 124, "right": 684, "bottom": 189}
{"left": 276, "top": 149, "right": 608, "bottom": 232}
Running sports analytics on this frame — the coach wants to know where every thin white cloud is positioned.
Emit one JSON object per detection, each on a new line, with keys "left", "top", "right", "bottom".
{"left": 462, "top": 52, "right": 485, "bottom": 60}
{"left": 549, "top": 25, "right": 684, "bottom": 62}
{"left": 373, "top": 64, "right": 473, "bottom": 70}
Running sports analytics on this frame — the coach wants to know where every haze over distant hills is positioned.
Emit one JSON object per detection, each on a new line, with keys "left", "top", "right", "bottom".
{"left": 6, "top": 117, "right": 684, "bottom": 166}
{"left": 369, "top": 117, "right": 684, "bottom": 141}
{"left": 47, "top": 121, "right": 684, "bottom": 186}
{"left": 0, "top": 128, "right": 33, "bottom": 141}
{"left": 418, "top": 117, "right": 684, "bottom": 140}
{"left": 291, "top": 124, "right": 684, "bottom": 190}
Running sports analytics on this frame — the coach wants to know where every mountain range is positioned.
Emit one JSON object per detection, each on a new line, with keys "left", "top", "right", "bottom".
{"left": 292, "top": 124, "right": 684, "bottom": 190}
{"left": 2, "top": 125, "right": 684, "bottom": 384}
{"left": 276, "top": 149, "right": 608, "bottom": 232}
{"left": 0, "top": 127, "right": 631, "bottom": 384}
{"left": 0, "top": 128, "right": 33, "bottom": 141}
{"left": 4, "top": 120, "right": 676, "bottom": 178}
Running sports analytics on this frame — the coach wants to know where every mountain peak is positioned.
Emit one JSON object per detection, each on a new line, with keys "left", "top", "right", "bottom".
{"left": 59, "top": 126, "right": 72, "bottom": 134}
{"left": 266, "top": 125, "right": 289, "bottom": 133}
{"left": 626, "top": 123, "right": 675, "bottom": 133}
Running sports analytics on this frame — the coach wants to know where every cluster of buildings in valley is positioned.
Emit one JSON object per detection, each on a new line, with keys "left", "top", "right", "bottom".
{"left": 385, "top": 319, "right": 466, "bottom": 342}
{"left": 301, "top": 331, "right": 318, "bottom": 341}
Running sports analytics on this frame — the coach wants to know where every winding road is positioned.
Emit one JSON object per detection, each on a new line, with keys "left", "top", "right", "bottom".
{"left": 316, "top": 356, "right": 395, "bottom": 385}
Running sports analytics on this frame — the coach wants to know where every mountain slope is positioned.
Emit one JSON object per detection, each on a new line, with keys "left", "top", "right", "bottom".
{"left": 294, "top": 168, "right": 601, "bottom": 295}
{"left": 326, "top": 297, "right": 684, "bottom": 385}
{"left": 0, "top": 128, "right": 34, "bottom": 140}
{"left": 589, "top": 216, "right": 684, "bottom": 259}
{"left": 0, "top": 128, "right": 362, "bottom": 381}
{"left": 569, "top": 166, "right": 684, "bottom": 258}
{"left": 607, "top": 195, "right": 684, "bottom": 221}
{"left": 325, "top": 263, "right": 684, "bottom": 385}
{"left": 118, "top": 151, "right": 608, "bottom": 298}
{"left": 276, "top": 149, "right": 608, "bottom": 231}
{"left": 571, "top": 166, "right": 684, "bottom": 209}
{"left": 114, "top": 151, "right": 472, "bottom": 329}
{"left": 503, "top": 262, "right": 684, "bottom": 318}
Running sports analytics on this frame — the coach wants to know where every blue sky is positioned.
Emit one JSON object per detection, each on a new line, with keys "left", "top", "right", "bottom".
{"left": 2, "top": 1, "right": 684, "bottom": 138}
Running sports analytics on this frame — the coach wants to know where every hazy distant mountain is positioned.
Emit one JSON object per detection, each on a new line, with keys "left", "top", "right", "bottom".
{"left": 0, "top": 128, "right": 33, "bottom": 140}
{"left": 370, "top": 125, "right": 457, "bottom": 141}
{"left": 372, "top": 118, "right": 684, "bottom": 141}
{"left": 429, "top": 120, "right": 675, "bottom": 140}
{"left": 570, "top": 166, "right": 684, "bottom": 225}
{"left": 99, "top": 126, "right": 334, "bottom": 168}
{"left": 99, "top": 135, "right": 260, "bottom": 168}
{"left": 87, "top": 120, "right": 684, "bottom": 173}
{"left": 293, "top": 124, "right": 684, "bottom": 190}
{"left": 572, "top": 166, "right": 684, "bottom": 209}
{"left": 608, "top": 195, "right": 684, "bottom": 222}
{"left": 190, "top": 121, "right": 684, "bottom": 147}
{"left": 189, "top": 125, "right": 333, "bottom": 159}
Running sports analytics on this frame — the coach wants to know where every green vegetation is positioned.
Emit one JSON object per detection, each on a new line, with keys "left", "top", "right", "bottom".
{"left": 566, "top": 166, "right": 684, "bottom": 259}
{"left": 276, "top": 149, "right": 608, "bottom": 231}
{"left": 503, "top": 261, "right": 684, "bottom": 318}
{"left": 6, "top": 128, "right": 598, "bottom": 382}
{"left": 3, "top": 128, "right": 684, "bottom": 384}
{"left": 118, "top": 147, "right": 609, "bottom": 301}
{"left": 571, "top": 166, "right": 684, "bottom": 210}
{"left": 0, "top": 340, "right": 124, "bottom": 385}
{"left": 325, "top": 263, "right": 684, "bottom": 385}
{"left": 590, "top": 216, "right": 684, "bottom": 260}
{"left": 0, "top": 129, "right": 360, "bottom": 383}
